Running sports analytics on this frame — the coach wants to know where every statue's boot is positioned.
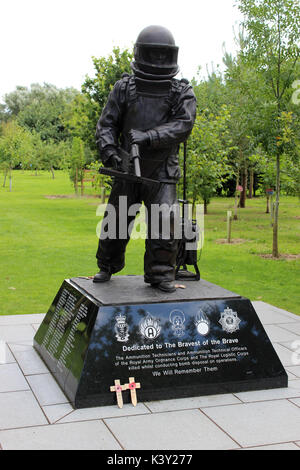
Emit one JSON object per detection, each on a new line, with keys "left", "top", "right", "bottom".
{"left": 151, "top": 281, "right": 176, "bottom": 293}
{"left": 93, "top": 270, "right": 111, "bottom": 283}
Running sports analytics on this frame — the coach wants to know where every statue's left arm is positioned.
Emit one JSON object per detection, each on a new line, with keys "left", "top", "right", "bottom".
{"left": 146, "top": 84, "right": 197, "bottom": 148}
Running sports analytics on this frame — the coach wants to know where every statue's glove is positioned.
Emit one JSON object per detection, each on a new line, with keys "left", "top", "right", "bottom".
{"left": 108, "top": 154, "right": 123, "bottom": 170}
{"left": 103, "top": 147, "right": 123, "bottom": 171}
{"left": 129, "top": 129, "right": 150, "bottom": 146}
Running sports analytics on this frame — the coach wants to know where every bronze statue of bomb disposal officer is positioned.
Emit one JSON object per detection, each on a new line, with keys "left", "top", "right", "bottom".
{"left": 94, "top": 25, "right": 197, "bottom": 293}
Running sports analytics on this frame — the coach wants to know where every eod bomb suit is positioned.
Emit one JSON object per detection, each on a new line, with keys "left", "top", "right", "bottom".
{"left": 94, "top": 25, "right": 197, "bottom": 292}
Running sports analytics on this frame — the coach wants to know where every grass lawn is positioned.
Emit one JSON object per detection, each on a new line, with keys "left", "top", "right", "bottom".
{"left": 1, "top": 170, "right": 299, "bottom": 316}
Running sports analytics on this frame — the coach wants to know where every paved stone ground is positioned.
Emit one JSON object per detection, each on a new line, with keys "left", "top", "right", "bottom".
{"left": 0, "top": 301, "right": 300, "bottom": 450}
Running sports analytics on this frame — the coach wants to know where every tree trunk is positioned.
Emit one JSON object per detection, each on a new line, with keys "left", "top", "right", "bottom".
{"left": 239, "top": 167, "right": 247, "bottom": 208}
{"left": 3, "top": 169, "right": 7, "bottom": 187}
{"left": 272, "top": 151, "right": 280, "bottom": 258}
{"left": 234, "top": 170, "right": 239, "bottom": 220}
{"left": 266, "top": 195, "right": 270, "bottom": 214}
{"left": 272, "top": 10, "right": 282, "bottom": 259}
{"left": 74, "top": 166, "right": 79, "bottom": 196}
{"left": 50, "top": 167, "right": 55, "bottom": 179}
{"left": 248, "top": 169, "right": 254, "bottom": 199}
{"left": 9, "top": 167, "right": 12, "bottom": 192}
{"left": 203, "top": 199, "right": 208, "bottom": 215}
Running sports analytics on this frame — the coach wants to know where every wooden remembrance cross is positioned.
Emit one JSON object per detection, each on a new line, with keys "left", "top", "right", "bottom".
{"left": 110, "top": 380, "right": 127, "bottom": 408}
{"left": 110, "top": 378, "right": 141, "bottom": 408}
{"left": 126, "top": 377, "right": 141, "bottom": 407}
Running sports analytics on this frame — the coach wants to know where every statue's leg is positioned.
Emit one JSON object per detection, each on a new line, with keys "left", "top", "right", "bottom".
{"left": 143, "top": 183, "right": 179, "bottom": 284}
{"left": 96, "top": 180, "right": 141, "bottom": 274}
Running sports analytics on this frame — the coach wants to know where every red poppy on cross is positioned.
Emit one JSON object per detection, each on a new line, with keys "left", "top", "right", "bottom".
{"left": 125, "top": 377, "right": 141, "bottom": 406}
{"left": 110, "top": 379, "right": 127, "bottom": 408}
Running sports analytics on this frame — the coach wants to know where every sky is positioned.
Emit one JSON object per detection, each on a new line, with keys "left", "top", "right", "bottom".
{"left": 0, "top": 0, "right": 243, "bottom": 102}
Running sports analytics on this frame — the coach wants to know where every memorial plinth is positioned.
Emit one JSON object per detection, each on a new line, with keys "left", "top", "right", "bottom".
{"left": 33, "top": 276, "right": 288, "bottom": 409}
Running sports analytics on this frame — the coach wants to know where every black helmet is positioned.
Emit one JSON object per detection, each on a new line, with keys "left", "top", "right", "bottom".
{"left": 132, "top": 25, "right": 179, "bottom": 79}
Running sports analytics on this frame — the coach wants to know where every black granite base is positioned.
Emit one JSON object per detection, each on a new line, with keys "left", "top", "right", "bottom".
{"left": 33, "top": 276, "right": 288, "bottom": 408}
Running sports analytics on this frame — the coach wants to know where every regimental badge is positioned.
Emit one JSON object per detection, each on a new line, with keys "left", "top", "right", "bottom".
{"left": 194, "top": 309, "right": 210, "bottom": 336}
{"left": 140, "top": 314, "right": 161, "bottom": 340}
{"left": 115, "top": 313, "right": 130, "bottom": 342}
{"left": 169, "top": 309, "right": 185, "bottom": 337}
{"left": 219, "top": 307, "right": 241, "bottom": 334}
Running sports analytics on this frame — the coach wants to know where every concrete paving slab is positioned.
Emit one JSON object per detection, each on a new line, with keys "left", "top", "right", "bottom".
{"left": 0, "top": 343, "right": 15, "bottom": 364}
{"left": 286, "top": 370, "right": 298, "bottom": 380}
{"left": 9, "top": 345, "right": 49, "bottom": 375}
{"left": 0, "top": 390, "right": 47, "bottom": 430}
{"left": 263, "top": 324, "right": 300, "bottom": 343}
{"left": 32, "top": 323, "right": 42, "bottom": 331}
{"left": 241, "top": 443, "right": 300, "bottom": 450}
{"left": 280, "top": 323, "right": 300, "bottom": 336}
{"left": 0, "top": 324, "right": 36, "bottom": 343}
{"left": 252, "top": 302, "right": 300, "bottom": 322}
{"left": 0, "top": 363, "right": 30, "bottom": 393}
{"left": 234, "top": 379, "right": 300, "bottom": 402}
{"left": 104, "top": 409, "right": 239, "bottom": 450}
{"left": 0, "top": 420, "right": 121, "bottom": 450}
{"left": 279, "top": 340, "right": 300, "bottom": 352}
{"left": 146, "top": 393, "right": 242, "bottom": 413}
{"left": 273, "top": 343, "right": 295, "bottom": 367}
{"left": 8, "top": 341, "right": 34, "bottom": 352}
{"left": 42, "top": 403, "right": 74, "bottom": 424}
{"left": 252, "top": 302, "right": 297, "bottom": 325}
{"left": 289, "top": 398, "right": 300, "bottom": 407}
{"left": 0, "top": 314, "right": 45, "bottom": 326}
{"left": 26, "top": 373, "right": 69, "bottom": 406}
{"left": 286, "top": 366, "right": 300, "bottom": 378}
{"left": 57, "top": 403, "right": 151, "bottom": 423}
{"left": 202, "top": 400, "right": 300, "bottom": 448}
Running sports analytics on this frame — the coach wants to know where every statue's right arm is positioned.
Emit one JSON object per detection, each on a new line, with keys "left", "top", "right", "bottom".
{"left": 95, "top": 80, "right": 125, "bottom": 164}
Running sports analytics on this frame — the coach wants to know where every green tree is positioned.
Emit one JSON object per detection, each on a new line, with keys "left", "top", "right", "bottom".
{"left": 21, "top": 132, "right": 65, "bottom": 178}
{"left": 2, "top": 86, "right": 30, "bottom": 117}
{"left": 0, "top": 121, "right": 32, "bottom": 191}
{"left": 223, "top": 30, "right": 270, "bottom": 209}
{"left": 237, "top": 0, "right": 300, "bottom": 257}
{"left": 249, "top": 147, "right": 276, "bottom": 212}
{"left": 192, "top": 66, "right": 228, "bottom": 115}
{"left": 81, "top": 47, "right": 133, "bottom": 151}
{"left": 186, "top": 106, "right": 233, "bottom": 214}
{"left": 16, "top": 84, "right": 78, "bottom": 143}
{"left": 2, "top": 83, "right": 79, "bottom": 144}
{"left": 67, "top": 137, "right": 86, "bottom": 196}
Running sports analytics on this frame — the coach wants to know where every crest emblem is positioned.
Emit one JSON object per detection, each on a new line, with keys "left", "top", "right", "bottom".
{"left": 219, "top": 307, "right": 241, "bottom": 334}
{"left": 169, "top": 309, "right": 185, "bottom": 337}
{"left": 114, "top": 313, "right": 130, "bottom": 342}
{"left": 194, "top": 309, "right": 210, "bottom": 336}
{"left": 140, "top": 314, "right": 161, "bottom": 340}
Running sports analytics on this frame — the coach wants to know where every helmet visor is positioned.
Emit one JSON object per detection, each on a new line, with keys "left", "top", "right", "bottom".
{"left": 136, "top": 44, "right": 178, "bottom": 69}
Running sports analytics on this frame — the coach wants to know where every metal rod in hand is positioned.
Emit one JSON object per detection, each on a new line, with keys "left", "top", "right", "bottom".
{"left": 183, "top": 141, "right": 187, "bottom": 202}
{"left": 131, "top": 144, "right": 141, "bottom": 177}
{"left": 183, "top": 141, "right": 187, "bottom": 221}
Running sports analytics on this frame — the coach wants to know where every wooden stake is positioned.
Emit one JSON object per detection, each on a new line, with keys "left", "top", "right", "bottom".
{"left": 110, "top": 380, "right": 126, "bottom": 408}
{"left": 126, "top": 377, "right": 141, "bottom": 407}
{"left": 227, "top": 211, "right": 232, "bottom": 244}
